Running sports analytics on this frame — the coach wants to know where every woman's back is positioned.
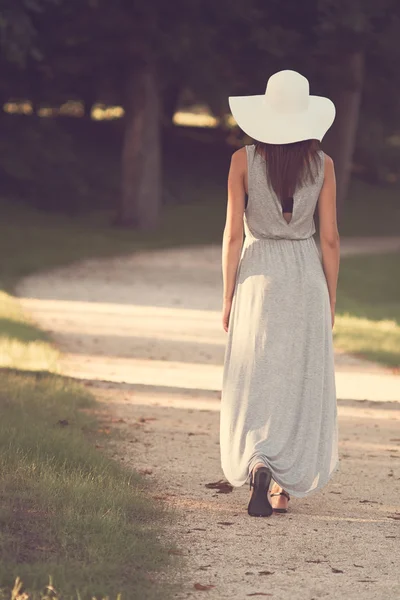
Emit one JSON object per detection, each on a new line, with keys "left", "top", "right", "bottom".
{"left": 244, "top": 144, "right": 325, "bottom": 241}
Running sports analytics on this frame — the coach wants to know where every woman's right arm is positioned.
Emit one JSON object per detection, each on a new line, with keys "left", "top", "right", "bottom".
{"left": 317, "top": 154, "right": 340, "bottom": 328}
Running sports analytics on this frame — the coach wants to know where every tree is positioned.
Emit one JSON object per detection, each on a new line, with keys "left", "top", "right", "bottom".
{"left": 315, "top": 0, "right": 400, "bottom": 214}
{"left": 28, "top": 0, "right": 210, "bottom": 229}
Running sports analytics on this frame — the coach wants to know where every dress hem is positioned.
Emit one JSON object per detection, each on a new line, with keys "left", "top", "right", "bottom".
{"left": 249, "top": 457, "right": 341, "bottom": 499}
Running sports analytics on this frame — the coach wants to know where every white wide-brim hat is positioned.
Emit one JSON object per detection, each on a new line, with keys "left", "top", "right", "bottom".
{"left": 229, "top": 70, "right": 335, "bottom": 144}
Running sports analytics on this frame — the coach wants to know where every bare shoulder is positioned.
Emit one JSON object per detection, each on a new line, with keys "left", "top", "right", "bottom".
{"left": 322, "top": 152, "right": 334, "bottom": 169}
{"left": 319, "top": 152, "right": 334, "bottom": 179}
{"left": 230, "top": 146, "right": 247, "bottom": 168}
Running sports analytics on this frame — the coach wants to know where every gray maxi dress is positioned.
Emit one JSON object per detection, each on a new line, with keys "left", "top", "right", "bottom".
{"left": 220, "top": 144, "right": 339, "bottom": 497}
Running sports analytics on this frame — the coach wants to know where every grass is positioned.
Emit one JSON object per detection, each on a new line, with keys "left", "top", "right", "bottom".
{"left": 0, "top": 200, "right": 226, "bottom": 290}
{"left": 335, "top": 253, "right": 400, "bottom": 368}
{"left": 0, "top": 368, "right": 182, "bottom": 599}
{"left": 339, "top": 178, "right": 400, "bottom": 237}
{"left": 0, "top": 290, "right": 58, "bottom": 372}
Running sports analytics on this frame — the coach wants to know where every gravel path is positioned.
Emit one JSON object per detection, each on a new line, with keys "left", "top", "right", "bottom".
{"left": 16, "top": 238, "right": 400, "bottom": 599}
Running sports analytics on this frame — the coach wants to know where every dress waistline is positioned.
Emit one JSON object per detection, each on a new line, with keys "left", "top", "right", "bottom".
{"left": 244, "top": 234, "right": 316, "bottom": 244}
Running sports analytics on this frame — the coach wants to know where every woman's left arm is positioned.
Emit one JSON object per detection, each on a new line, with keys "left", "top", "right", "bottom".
{"left": 222, "top": 148, "right": 246, "bottom": 332}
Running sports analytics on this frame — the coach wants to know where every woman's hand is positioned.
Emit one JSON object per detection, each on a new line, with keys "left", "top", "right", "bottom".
{"left": 222, "top": 298, "right": 232, "bottom": 332}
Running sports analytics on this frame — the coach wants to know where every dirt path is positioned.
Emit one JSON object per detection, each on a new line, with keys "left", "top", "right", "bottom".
{"left": 16, "top": 239, "right": 400, "bottom": 599}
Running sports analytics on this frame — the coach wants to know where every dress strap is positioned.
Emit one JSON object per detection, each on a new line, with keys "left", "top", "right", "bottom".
{"left": 317, "top": 149, "right": 325, "bottom": 186}
{"left": 245, "top": 144, "right": 256, "bottom": 205}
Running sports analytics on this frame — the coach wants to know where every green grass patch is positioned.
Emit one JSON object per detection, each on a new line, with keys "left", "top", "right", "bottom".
{"left": 0, "top": 369, "right": 181, "bottom": 599}
{"left": 339, "top": 178, "right": 400, "bottom": 237}
{"left": 335, "top": 253, "right": 400, "bottom": 367}
{"left": 0, "top": 197, "right": 226, "bottom": 290}
{"left": 0, "top": 291, "right": 59, "bottom": 372}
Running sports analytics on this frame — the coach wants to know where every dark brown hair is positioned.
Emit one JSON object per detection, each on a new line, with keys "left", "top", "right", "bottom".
{"left": 254, "top": 139, "right": 321, "bottom": 208}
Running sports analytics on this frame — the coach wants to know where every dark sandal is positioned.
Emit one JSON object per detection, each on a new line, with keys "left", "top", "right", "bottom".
{"left": 269, "top": 490, "right": 290, "bottom": 513}
{"left": 248, "top": 466, "right": 273, "bottom": 517}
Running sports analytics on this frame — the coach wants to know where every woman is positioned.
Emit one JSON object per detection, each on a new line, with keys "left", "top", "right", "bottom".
{"left": 220, "top": 70, "right": 340, "bottom": 517}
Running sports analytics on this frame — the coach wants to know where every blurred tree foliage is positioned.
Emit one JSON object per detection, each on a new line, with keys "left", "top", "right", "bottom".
{"left": 0, "top": 0, "right": 399, "bottom": 225}
{"left": 0, "top": 0, "right": 60, "bottom": 66}
{"left": 0, "top": 0, "right": 90, "bottom": 215}
{"left": 0, "top": 115, "right": 89, "bottom": 212}
{"left": 313, "top": 0, "right": 400, "bottom": 212}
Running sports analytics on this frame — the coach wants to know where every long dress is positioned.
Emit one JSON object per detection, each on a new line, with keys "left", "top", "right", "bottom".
{"left": 220, "top": 144, "right": 339, "bottom": 498}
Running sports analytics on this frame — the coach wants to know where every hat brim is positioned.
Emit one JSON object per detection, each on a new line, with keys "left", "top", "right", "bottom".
{"left": 228, "top": 94, "right": 335, "bottom": 144}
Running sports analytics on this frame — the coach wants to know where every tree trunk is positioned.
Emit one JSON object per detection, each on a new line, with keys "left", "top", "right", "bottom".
{"left": 322, "top": 51, "right": 365, "bottom": 221}
{"left": 117, "top": 60, "right": 161, "bottom": 229}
